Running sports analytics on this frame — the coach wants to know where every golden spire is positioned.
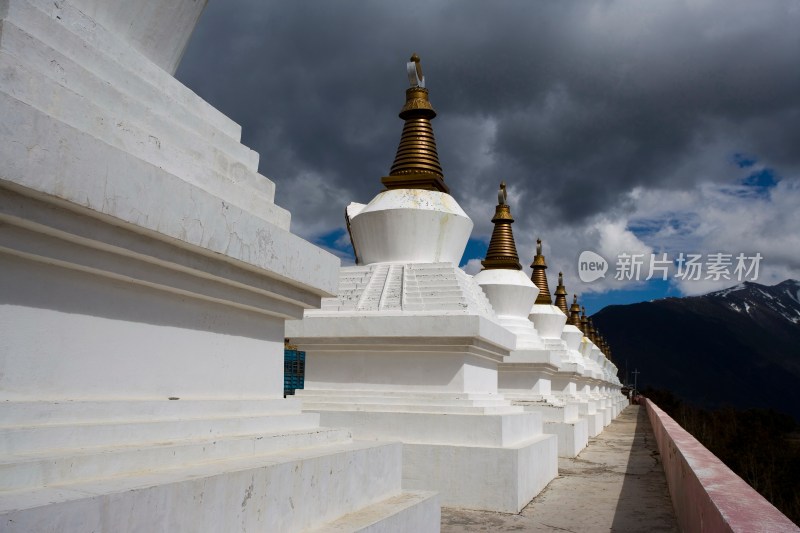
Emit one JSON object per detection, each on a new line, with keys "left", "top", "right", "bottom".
{"left": 382, "top": 54, "right": 449, "bottom": 193}
{"left": 481, "top": 181, "right": 522, "bottom": 270}
{"left": 554, "top": 272, "right": 568, "bottom": 314}
{"left": 588, "top": 319, "right": 598, "bottom": 345}
{"left": 530, "top": 238, "right": 552, "bottom": 304}
{"left": 568, "top": 295, "right": 582, "bottom": 327}
{"left": 580, "top": 306, "right": 589, "bottom": 336}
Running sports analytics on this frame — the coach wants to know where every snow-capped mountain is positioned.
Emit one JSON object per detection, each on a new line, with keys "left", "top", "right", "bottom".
{"left": 592, "top": 280, "right": 800, "bottom": 420}
{"left": 705, "top": 279, "right": 800, "bottom": 325}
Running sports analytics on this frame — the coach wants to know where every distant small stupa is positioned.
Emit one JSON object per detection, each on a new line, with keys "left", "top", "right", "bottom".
{"left": 580, "top": 306, "right": 590, "bottom": 336}
{"left": 554, "top": 272, "right": 569, "bottom": 314}
{"left": 530, "top": 239, "right": 553, "bottom": 305}
{"left": 568, "top": 295, "right": 582, "bottom": 327}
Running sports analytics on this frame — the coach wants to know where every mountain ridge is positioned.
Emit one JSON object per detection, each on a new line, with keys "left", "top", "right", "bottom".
{"left": 592, "top": 279, "right": 800, "bottom": 420}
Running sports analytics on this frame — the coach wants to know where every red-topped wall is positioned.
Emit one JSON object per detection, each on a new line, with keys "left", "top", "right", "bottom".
{"left": 643, "top": 399, "right": 799, "bottom": 533}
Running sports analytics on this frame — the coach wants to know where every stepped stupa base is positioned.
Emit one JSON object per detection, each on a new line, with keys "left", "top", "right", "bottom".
{"left": 498, "top": 353, "right": 590, "bottom": 456}
{"left": 0, "top": 399, "right": 439, "bottom": 533}
{"left": 503, "top": 397, "right": 589, "bottom": 458}
{"left": 573, "top": 399, "right": 605, "bottom": 437}
{"left": 297, "top": 390, "right": 558, "bottom": 513}
{"left": 287, "top": 262, "right": 559, "bottom": 512}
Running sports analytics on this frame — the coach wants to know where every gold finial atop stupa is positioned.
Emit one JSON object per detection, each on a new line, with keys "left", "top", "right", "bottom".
{"left": 569, "top": 295, "right": 582, "bottom": 327}
{"left": 554, "top": 272, "right": 568, "bottom": 314}
{"left": 481, "top": 181, "right": 522, "bottom": 270}
{"left": 530, "top": 238, "right": 553, "bottom": 305}
{"left": 580, "top": 306, "right": 589, "bottom": 336}
{"left": 382, "top": 54, "right": 449, "bottom": 193}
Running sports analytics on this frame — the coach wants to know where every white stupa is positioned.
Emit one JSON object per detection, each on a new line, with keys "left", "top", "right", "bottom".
{"left": 580, "top": 312, "right": 623, "bottom": 425}
{"left": 0, "top": 3, "right": 437, "bottom": 530}
{"left": 561, "top": 296, "right": 607, "bottom": 436}
{"left": 483, "top": 233, "right": 588, "bottom": 457}
{"left": 536, "top": 264, "right": 625, "bottom": 435}
{"left": 287, "top": 55, "right": 558, "bottom": 513}
{"left": 528, "top": 243, "right": 589, "bottom": 400}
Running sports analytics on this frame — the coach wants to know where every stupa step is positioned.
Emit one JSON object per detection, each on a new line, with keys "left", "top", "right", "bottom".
{"left": 405, "top": 276, "right": 460, "bottom": 285}
{"left": 338, "top": 275, "right": 371, "bottom": 282}
{"left": 339, "top": 274, "right": 372, "bottom": 281}
{"left": 333, "top": 286, "right": 369, "bottom": 294}
{"left": 409, "top": 290, "right": 469, "bottom": 298}
{"left": 5, "top": 0, "right": 244, "bottom": 143}
{"left": 306, "top": 490, "right": 439, "bottom": 533}
{"left": 413, "top": 275, "right": 464, "bottom": 283}
{"left": 297, "top": 394, "right": 511, "bottom": 407}
{"left": 0, "top": 412, "right": 322, "bottom": 455}
{"left": 298, "top": 390, "right": 509, "bottom": 400}
{"left": 543, "top": 419, "right": 589, "bottom": 458}
{"left": 0, "top": 46, "right": 274, "bottom": 202}
{"left": 340, "top": 272, "right": 371, "bottom": 279}
{"left": 502, "top": 394, "right": 565, "bottom": 407}
{"left": 0, "top": 439, "right": 405, "bottom": 532}
{"left": 302, "top": 402, "right": 521, "bottom": 415}
{"left": 399, "top": 434, "right": 558, "bottom": 513}
{"left": 312, "top": 263, "right": 502, "bottom": 316}
{"left": 510, "top": 400, "right": 580, "bottom": 423}
{"left": 0, "top": 26, "right": 265, "bottom": 177}
{"left": 0, "top": 426, "right": 352, "bottom": 491}
{"left": 584, "top": 412, "right": 606, "bottom": 437}
{"left": 0, "top": 399, "right": 306, "bottom": 427}
{"left": 402, "top": 302, "right": 476, "bottom": 311}
{"left": 322, "top": 304, "right": 357, "bottom": 311}
{"left": 330, "top": 291, "right": 363, "bottom": 299}
{"left": 543, "top": 340, "right": 568, "bottom": 349}
{"left": 2, "top": 95, "right": 292, "bottom": 230}
{"left": 313, "top": 410, "right": 543, "bottom": 449}
{"left": 401, "top": 296, "right": 474, "bottom": 305}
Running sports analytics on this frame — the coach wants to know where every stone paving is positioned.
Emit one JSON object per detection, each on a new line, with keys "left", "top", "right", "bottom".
{"left": 441, "top": 405, "right": 679, "bottom": 532}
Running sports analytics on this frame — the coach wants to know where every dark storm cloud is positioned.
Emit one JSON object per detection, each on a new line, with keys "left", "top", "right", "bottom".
{"left": 177, "top": 0, "right": 800, "bottom": 239}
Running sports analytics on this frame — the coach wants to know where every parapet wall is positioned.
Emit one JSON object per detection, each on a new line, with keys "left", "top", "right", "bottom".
{"left": 643, "top": 399, "right": 799, "bottom": 533}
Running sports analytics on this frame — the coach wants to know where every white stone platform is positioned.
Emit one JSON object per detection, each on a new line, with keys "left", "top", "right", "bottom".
{"left": 296, "top": 390, "right": 558, "bottom": 513}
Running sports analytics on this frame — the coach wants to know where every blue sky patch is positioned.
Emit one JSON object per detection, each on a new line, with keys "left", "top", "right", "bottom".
{"left": 733, "top": 152, "right": 757, "bottom": 169}
{"left": 581, "top": 279, "right": 675, "bottom": 315}
{"left": 460, "top": 237, "right": 488, "bottom": 267}
{"left": 742, "top": 167, "right": 779, "bottom": 189}
{"left": 315, "top": 228, "right": 354, "bottom": 259}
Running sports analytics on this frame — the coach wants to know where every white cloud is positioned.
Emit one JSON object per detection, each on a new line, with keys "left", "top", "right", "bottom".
{"left": 458, "top": 167, "right": 799, "bottom": 300}
{"left": 461, "top": 258, "right": 483, "bottom": 276}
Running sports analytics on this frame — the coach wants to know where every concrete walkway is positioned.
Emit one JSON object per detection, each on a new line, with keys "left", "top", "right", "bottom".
{"left": 441, "top": 405, "right": 679, "bottom": 532}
